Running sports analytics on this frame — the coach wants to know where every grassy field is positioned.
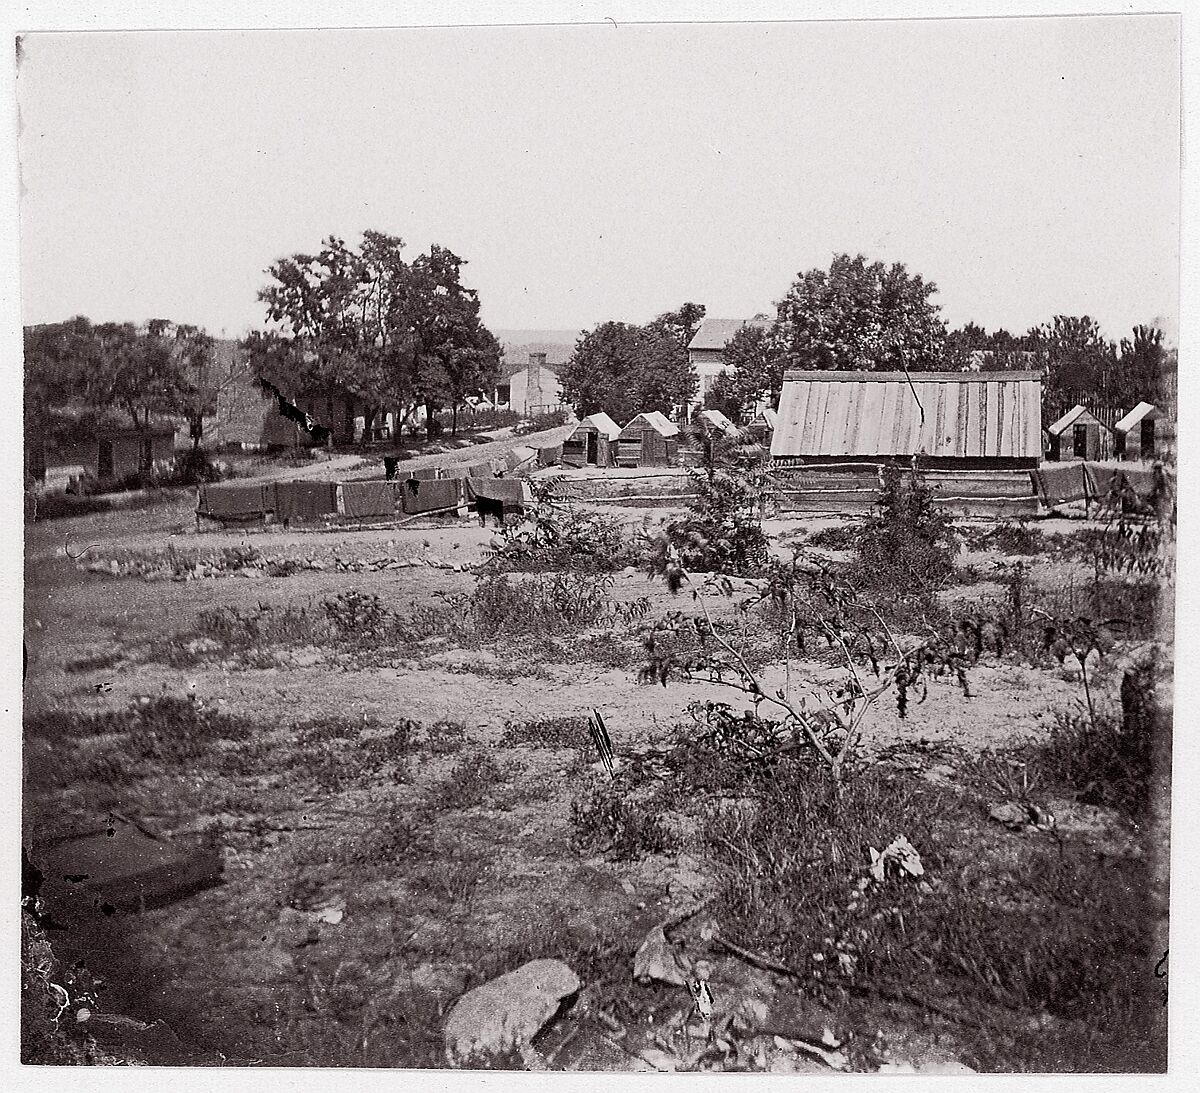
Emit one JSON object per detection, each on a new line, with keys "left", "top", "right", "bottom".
{"left": 22, "top": 491, "right": 1170, "bottom": 1072}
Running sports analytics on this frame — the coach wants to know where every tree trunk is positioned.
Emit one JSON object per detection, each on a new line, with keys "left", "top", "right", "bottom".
{"left": 360, "top": 407, "right": 378, "bottom": 447}
{"left": 452, "top": 403, "right": 459, "bottom": 436}
{"left": 425, "top": 401, "right": 441, "bottom": 440}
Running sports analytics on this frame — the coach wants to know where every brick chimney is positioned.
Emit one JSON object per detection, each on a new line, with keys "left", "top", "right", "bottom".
{"left": 527, "top": 352, "right": 546, "bottom": 410}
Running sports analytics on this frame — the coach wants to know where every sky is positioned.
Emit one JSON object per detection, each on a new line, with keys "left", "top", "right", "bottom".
{"left": 15, "top": 16, "right": 1181, "bottom": 343}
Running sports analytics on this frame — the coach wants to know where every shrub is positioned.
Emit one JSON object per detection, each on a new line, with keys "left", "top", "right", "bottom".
{"left": 193, "top": 603, "right": 324, "bottom": 650}
{"left": 804, "top": 523, "right": 860, "bottom": 551}
{"left": 703, "top": 762, "right": 1156, "bottom": 1053}
{"left": 569, "top": 778, "right": 673, "bottom": 859}
{"left": 648, "top": 425, "right": 773, "bottom": 582}
{"left": 322, "top": 591, "right": 394, "bottom": 639}
{"left": 498, "top": 717, "right": 591, "bottom": 748}
{"left": 439, "top": 752, "right": 503, "bottom": 810}
{"left": 483, "top": 477, "right": 639, "bottom": 572}
{"left": 851, "top": 458, "right": 959, "bottom": 593}
{"left": 469, "top": 572, "right": 614, "bottom": 638}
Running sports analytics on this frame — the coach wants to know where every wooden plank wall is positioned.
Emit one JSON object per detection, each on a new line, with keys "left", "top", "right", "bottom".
{"left": 775, "top": 465, "right": 1040, "bottom": 517}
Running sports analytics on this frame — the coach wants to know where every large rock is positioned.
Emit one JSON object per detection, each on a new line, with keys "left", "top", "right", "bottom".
{"left": 443, "top": 958, "right": 580, "bottom": 1066}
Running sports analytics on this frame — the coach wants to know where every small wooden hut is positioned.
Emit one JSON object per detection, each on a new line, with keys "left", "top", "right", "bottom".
{"left": 1113, "top": 402, "right": 1159, "bottom": 461}
{"left": 747, "top": 406, "right": 778, "bottom": 445}
{"left": 1046, "top": 405, "right": 1112, "bottom": 462}
{"left": 616, "top": 411, "right": 680, "bottom": 467}
{"left": 562, "top": 412, "right": 622, "bottom": 467}
{"left": 696, "top": 408, "right": 739, "bottom": 436}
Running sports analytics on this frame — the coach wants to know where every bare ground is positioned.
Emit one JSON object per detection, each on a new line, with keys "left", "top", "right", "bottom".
{"left": 22, "top": 497, "right": 1165, "bottom": 1072}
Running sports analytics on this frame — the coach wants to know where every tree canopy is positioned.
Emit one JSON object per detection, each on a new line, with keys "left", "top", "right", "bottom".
{"left": 256, "top": 231, "right": 500, "bottom": 437}
{"left": 774, "top": 253, "right": 947, "bottom": 372}
{"left": 559, "top": 306, "right": 701, "bottom": 424}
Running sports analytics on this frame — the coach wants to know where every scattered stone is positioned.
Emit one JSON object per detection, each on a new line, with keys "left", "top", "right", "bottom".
{"left": 633, "top": 925, "right": 687, "bottom": 987}
{"left": 638, "top": 1047, "right": 677, "bottom": 1072}
{"left": 443, "top": 958, "right": 580, "bottom": 1067}
{"left": 989, "top": 801, "right": 1034, "bottom": 830}
{"left": 410, "top": 963, "right": 471, "bottom": 999}
{"left": 922, "top": 763, "right": 957, "bottom": 786}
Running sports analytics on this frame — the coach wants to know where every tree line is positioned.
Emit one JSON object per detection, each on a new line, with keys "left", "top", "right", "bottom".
{"left": 24, "top": 241, "right": 1175, "bottom": 471}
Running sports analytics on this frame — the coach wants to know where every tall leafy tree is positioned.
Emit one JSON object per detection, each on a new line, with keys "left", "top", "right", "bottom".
{"left": 1116, "top": 325, "right": 1167, "bottom": 408}
{"left": 775, "top": 253, "right": 947, "bottom": 371}
{"left": 258, "top": 231, "right": 499, "bottom": 440}
{"left": 258, "top": 231, "right": 420, "bottom": 440}
{"left": 1028, "top": 315, "right": 1118, "bottom": 412}
{"left": 703, "top": 323, "right": 790, "bottom": 422}
{"left": 560, "top": 316, "right": 698, "bottom": 424}
{"left": 408, "top": 244, "right": 501, "bottom": 435}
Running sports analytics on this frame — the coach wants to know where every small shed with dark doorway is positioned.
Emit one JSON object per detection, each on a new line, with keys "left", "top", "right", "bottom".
{"left": 1114, "top": 402, "right": 1159, "bottom": 461}
{"left": 616, "top": 411, "right": 681, "bottom": 467}
{"left": 45, "top": 425, "right": 177, "bottom": 484}
{"left": 562, "top": 412, "right": 622, "bottom": 467}
{"left": 1047, "top": 405, "right": 1112, "bottom": 462}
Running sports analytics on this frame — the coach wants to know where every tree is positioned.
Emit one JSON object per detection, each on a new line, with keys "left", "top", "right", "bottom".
{"left": 703, "top": 323, "right": 789, "bottom": 422}
{"left": 644, "top": 301, "right": 707, "bottom": 347}
{"left": 258, "top": 231, "right": 500, "bottom": 442}
{"left": 258, "top": 231, "right": 421, "bottom": 441}
{"left": 560, "top": 312, "right": 699, "bottom": 424}
{"left": 1028, "top": 315, "right": 1118, "bottom": 412}
{"left": 1116, "top": 325, "right": 1167, "bottom": 408}
{"left": 408, "top": 244, "right": 501, "bottom": 435}
{"left": 775, "top": 253, "right": 947, "bottom": 372}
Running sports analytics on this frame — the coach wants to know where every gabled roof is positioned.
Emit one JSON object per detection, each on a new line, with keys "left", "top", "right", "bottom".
{"left": 1047, "top": 404, "right": 1107, "bottom": 436}
{"left": 697, "top": 408, "right": 737, "bottom": 434}
{"left": 771, "top": 370, "right": 1042, "bottom": 459}
{"left": 572, "top": 412, "right": 622, "bottom": 439}
{"left": 687, "top": 316, "right": 771, "bottom": 352}
{"left": 754, "top": 407, "right": 778, "bottom": 429}
{"left": 500, "top": 346, "right": 569, "bottom": 378}
{"left": 623, "top": 411, "right": 680, "bottom": 437}
{"left": 1114, "top": 401, "right": 1158, "bottom": 432}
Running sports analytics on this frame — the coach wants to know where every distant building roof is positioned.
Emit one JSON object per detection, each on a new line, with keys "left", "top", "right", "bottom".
{"left": 1114, "top": 401, "right": 1159, "bottom": 433}
{"left": 772, "top": 370, "right": 1042, "bottom": 460}
{"left": 499, "top": 350, "right": 564, "bottom": 380}
{"left": 1047, "top": 404, "right": 1108, "bottom": 436}
{"left": 687, "top": 316, "right": 771, "bottom": 352}
{"left": 625, "top": 410, "right": 680, "bottom": 437}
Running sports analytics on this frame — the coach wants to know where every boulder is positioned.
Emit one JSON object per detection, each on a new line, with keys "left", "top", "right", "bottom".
{"left": 633, "top": 925, "right": 687, "bottom": 986}
{"left": 443, "top": 958, "right": 579, "bottom": 1066}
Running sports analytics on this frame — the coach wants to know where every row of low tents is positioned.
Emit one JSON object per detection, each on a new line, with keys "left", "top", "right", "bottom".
{"left": 1045, "top": 401, "right": 1161, "bottom": 463}
{"left": 557, "top": 407, "right": 775, "bottom": 469}
{"left": 197, "top": 455, "right": 535, "bottom": 526}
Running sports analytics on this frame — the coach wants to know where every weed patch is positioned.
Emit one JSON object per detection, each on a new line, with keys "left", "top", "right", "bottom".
{"left": 570, "top": 776, "right": 674, "bottom": 860}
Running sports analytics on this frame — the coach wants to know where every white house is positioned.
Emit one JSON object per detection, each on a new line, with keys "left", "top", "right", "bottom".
{"left": 685, "top": 315, "right": 772, "bottom": 419}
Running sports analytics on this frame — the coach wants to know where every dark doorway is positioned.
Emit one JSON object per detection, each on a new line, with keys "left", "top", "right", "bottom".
{"left": 1072, "top": 423, "right": 1089, "bottom": 459}
{"left": 98, "top": 439, "right": 114, "bottom": 479}
{"left": 1141, "top": 419, "right": 1155, "bottom": 459}
{"left": 586, "top": 431, "right": 598, "bottom": 464}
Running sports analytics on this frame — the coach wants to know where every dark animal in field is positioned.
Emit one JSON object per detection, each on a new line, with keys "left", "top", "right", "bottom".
{"left": 475, "top": 496, "right": 508, "bottom": 528}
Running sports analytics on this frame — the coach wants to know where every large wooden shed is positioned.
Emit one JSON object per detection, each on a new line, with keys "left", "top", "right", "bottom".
{"left": 1113, "top": 402, "right": 1159, "bottom": 461}
{"left": 1046, "top": 404, "right": 1112, "bottom": 462}
{"left": 772, "top": 370, "right": 1043, "bottom": 468}
{"left": 616, "top": 411, "right": 681, "bottom": 467}
{"left": 771, "top": 370, "right": 1043, "bottom": 516}
{"left": 562, "top": 412, "right": 622, "bottom": 467}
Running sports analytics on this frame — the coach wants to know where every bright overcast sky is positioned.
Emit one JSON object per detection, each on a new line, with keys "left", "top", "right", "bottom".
{"left": 16, "top": 15, "right": 1181, "bottom": 342}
